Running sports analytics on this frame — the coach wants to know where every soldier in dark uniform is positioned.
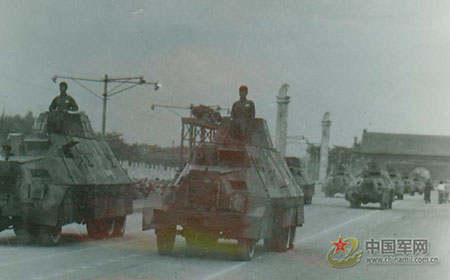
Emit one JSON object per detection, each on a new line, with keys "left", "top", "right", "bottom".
{"left": 424, "top": 180, "right": 433, "bottom": 203}
{"left": 231, "top": 85, "right": 255, "bottom": 120}
{"left": 230, "top": 85, "right": 255, "bottom": 139}
{"left": 49, "top": 82, "right": 78, "bottom": 112}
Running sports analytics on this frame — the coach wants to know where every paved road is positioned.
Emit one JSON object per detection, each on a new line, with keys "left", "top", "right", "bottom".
{"left": 0, "top": 192, "right": 448, "bottom": 280}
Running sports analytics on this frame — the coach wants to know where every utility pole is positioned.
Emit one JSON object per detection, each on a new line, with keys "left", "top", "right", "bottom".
{"left": 102, "top": 74, "right": 108, "bottom": 136}
{"left": 52, "top": 74, "right": 161, "bottom": 137}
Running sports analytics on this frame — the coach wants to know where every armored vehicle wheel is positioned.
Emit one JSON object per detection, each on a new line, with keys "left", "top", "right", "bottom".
{"left": 237, "top": 239, "right": 256, "bottom": 261}
{"left": 156, "top": 226, "right": 176, "bottom": 255}
{"left": 288, "top": 226, "right": 297, "bottom": 249}
{"left": 381, "top": 192, "right": 392, "bottom": 210}
{"left": 388, "top": 195, "right": 393, "bottom": 209}
{"left": 380, "top": 200, "right": 392, "bottom": 210}
{"left": 350, "top": 200, "right": 361, "bottom": 209}
{"left": 112, "top": 216, "right": 126, "bottom": 237}
{"left": 324, "top": 190, "right": 334, "bottom": 198}
{"left": 39, "top": 226, "right": 62, "bottom": 246}
{"left": 87, "top": 219, "right": 114, "bottom": 239}
{"left": 273, "top": 227, "right": 290, "bottom": 252}
{"left": 14, "top": 225, "right": 38, "bottom": 245}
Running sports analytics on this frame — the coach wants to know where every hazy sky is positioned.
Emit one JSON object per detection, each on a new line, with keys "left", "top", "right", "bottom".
{"left": 1, "top": 0, "right": 450, "bottom": 156}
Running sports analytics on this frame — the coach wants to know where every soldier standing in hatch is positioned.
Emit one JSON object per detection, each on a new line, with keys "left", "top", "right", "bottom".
{"left": 49, "top": 82, "right": 79, "bottom": 112}
{"left": 230, "top": 85, "right": 255, "bottom": 139}
{"left": 231, "top": 85, "right": 255, "bottom": 120}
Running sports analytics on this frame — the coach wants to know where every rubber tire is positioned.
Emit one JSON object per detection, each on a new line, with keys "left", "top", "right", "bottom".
{"left": 39, "top": 226, "right": 62, "bottom": 246}
{"left": 14, "top": 225, "right": 38, "bottom": 245}
{"left": 156, "top": 226, "right": 176, "bottom": 255}
{"left": 288, "top": 226, "right": 297, "bottom": 249}
{"left": 389, "top": 192, "right": 394, "bottom": 209}
{"left": 112, "top": 216, "right": 126, "bottom": 237}
{"left": 237, "top": 239, "right": 256, "bottom": 261}
{"left": 324, "top": 190, "right": 334, "bottom": 198}
{"left": 87, "top": 219, "right": 114, "bottom": 239}
{"left": 350, "top": 200, "right": 361, "bottom": 209}
{"left": 273, "top": 227, "right": 290, "bottom": 252}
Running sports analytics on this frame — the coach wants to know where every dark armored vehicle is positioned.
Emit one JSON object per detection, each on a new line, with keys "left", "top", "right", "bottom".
{"left": 345, "top": 162, "right": 395, "bottom": 209}
{"left": 387, "top": 169, "right": 405, "bottom": 200}
{"left": 142, "top": 117, "right": 305, "bottom": 260}
{"left": 410, "top": 177, "right": 426, "bottom": 195}
{"left": 409, "top": 168, "right": 429, "bottom": 195}
{"left": 285, "top": 157, "right": 314, "bottom": 204}
{"left": 323, "top": 165, "right": 352, "bottom": 197}
{"left": 401, "top": 173, "right": 413, "bottom": 194}
{"left": 0, "top": 111, "right": 133, "bottom": 245}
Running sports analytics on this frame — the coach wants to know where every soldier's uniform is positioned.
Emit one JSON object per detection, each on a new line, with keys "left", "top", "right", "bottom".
{"left": 424, "top": 181, "right": 432, "bottom": 203}
{"left": 231, "top": 99, "right": 255, "bottom": 120}
{"left": 231, "top": 98, "right": 255, "bottom": 140}
{"left": 49, "top": 94, "right": 78, "bottom": 112}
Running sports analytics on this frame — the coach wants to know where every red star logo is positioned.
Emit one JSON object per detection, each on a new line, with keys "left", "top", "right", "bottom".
{"left": 331, "top": 236, "right": 349, "bottom": 255}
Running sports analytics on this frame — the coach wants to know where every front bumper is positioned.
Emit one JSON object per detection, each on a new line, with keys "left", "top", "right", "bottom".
{"left": 142, "top": 207, "right": 260, "bottom": 240}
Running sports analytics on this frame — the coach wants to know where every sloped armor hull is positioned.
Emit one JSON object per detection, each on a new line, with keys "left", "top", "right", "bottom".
{"left": 142, "top": 117, "right": 304, "bottom": 260}
{"left": 0, "top": 111, "right": 133, "bottom": 245}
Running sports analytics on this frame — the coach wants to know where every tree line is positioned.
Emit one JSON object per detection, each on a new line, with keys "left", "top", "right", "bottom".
{"left": 0, "top": 112, "right": 181, "bottom": 166}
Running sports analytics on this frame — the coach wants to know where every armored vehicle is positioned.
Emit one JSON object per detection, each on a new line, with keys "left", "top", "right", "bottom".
{"left": 0, "top": 111, "right": 133, "bottom": 245}
{"left": 323, "top": 165, "right": 352, "bottom": 197}
{"left": 345, "top": 162, "right": 395, "bottom": 209}
{"left": 387, "top": 169, "right": 405, "bottom": 200}
{"left": 285, "top": 157, "right": 314, "bottom": 204}
{"left": 142, "top": 117, "right": 304, "bottom": 260}
{"left": 410, "top": 177, "right": 426, "bottom": 195}
{"left": 401, "top": 173, "right": 413, "bottom": 194}
{"left": 409, "top": 168, "right": 429, "bottom": 195}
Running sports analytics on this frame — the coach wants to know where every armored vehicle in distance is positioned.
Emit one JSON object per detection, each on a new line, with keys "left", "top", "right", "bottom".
{"left": 410, "top": 177, "right": 426, "bottom": 195}
{"left": 387, "top": 169, "right": 405, "bottom": 200}
{"left": 401, "top": 173, "right": 413, "bottom": 194}
{"left": 323, "top": 165, "right": 352, "bottom": 197}
{"left": 0, "top": 111, "right": 133, "bottom": 245}
{"left": 345, "top": 162, "right": 395, "bottom": 209}
{"left": 285, "top": 157, "right": 314, "bottom": 204}
{"left": 409, "top": 168, "right": 430, "bottom": 195}
{"left": 142, "top": 117, "right": 305, "bottom": 260}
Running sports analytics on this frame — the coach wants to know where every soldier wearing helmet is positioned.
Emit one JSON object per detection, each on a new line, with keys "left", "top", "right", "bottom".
{"left": 49, "top": 82, "right": 79, "bottom": 112}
